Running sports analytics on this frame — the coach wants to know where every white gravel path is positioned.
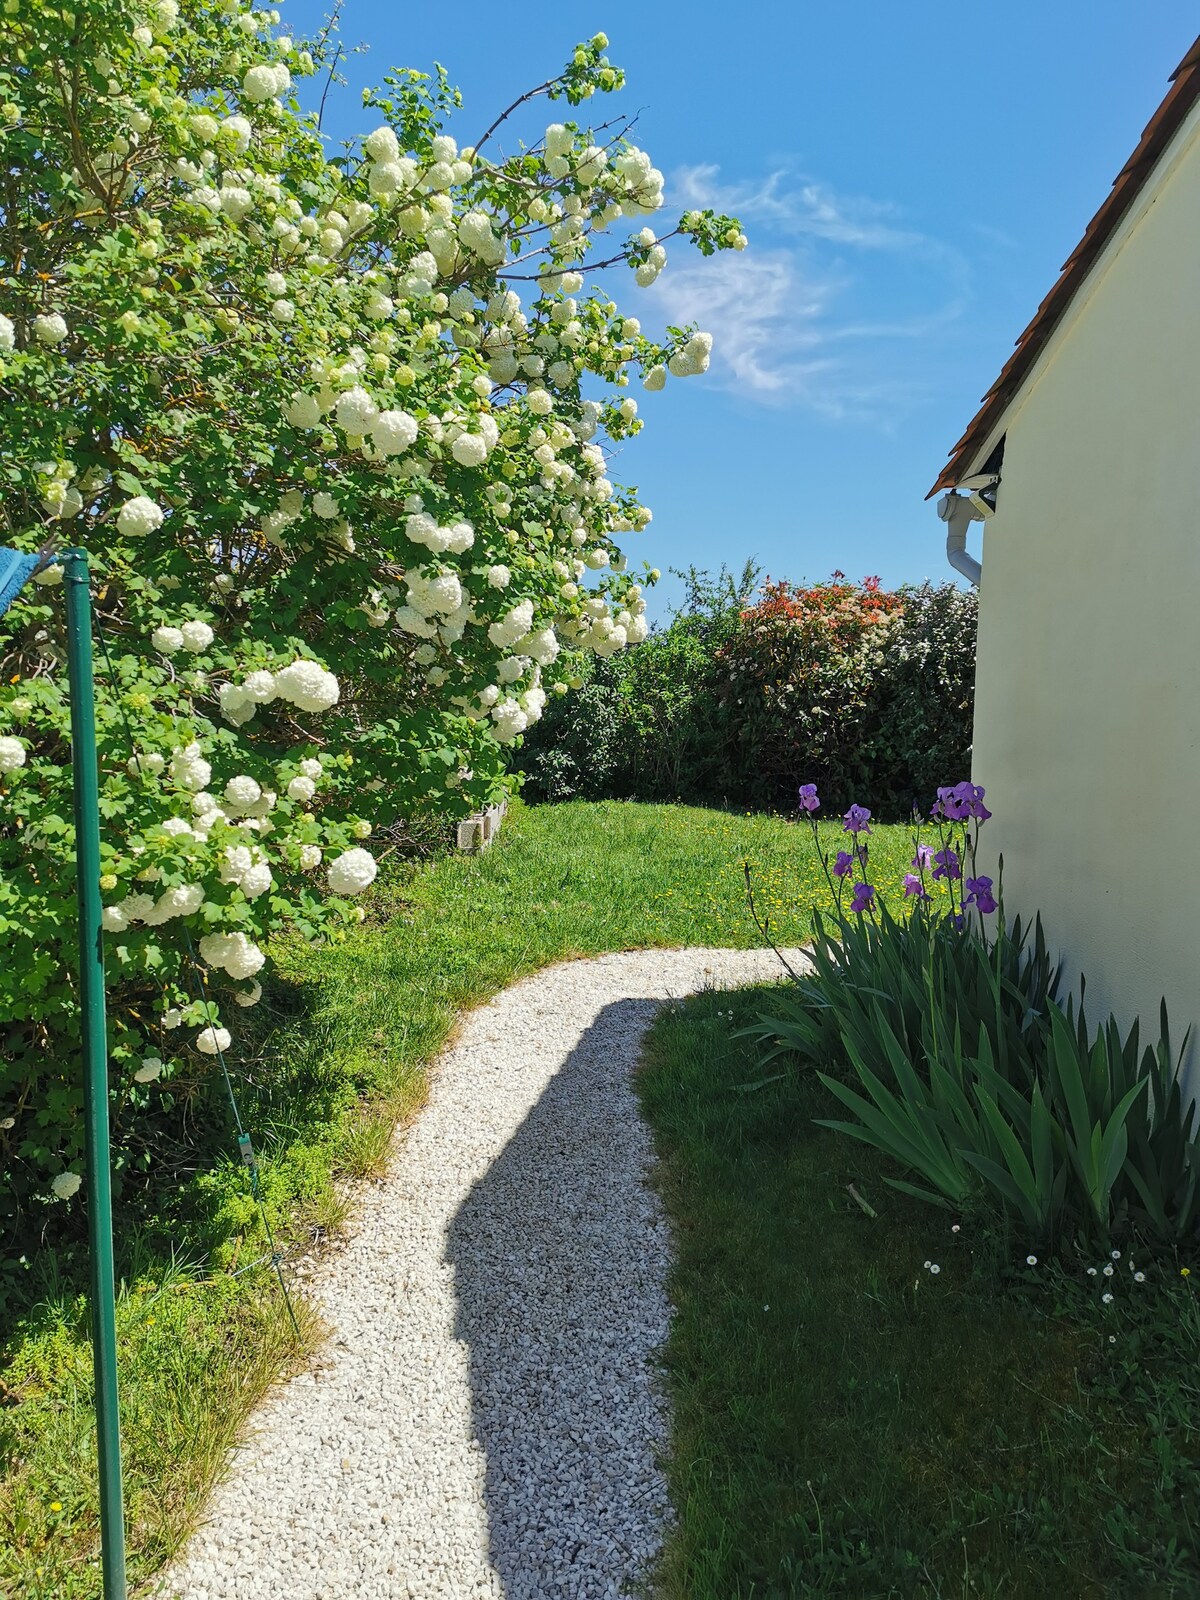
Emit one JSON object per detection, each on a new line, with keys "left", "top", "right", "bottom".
{"left": 158, "top": 945, "right": 803, "bottom": 1600}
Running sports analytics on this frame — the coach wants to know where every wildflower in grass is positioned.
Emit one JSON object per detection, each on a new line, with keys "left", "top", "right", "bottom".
{"left": 1111, "top": 1249, "right": 1121, "bottom": 1260}
{"left": 1102, "top": 1292, "right": 1114, "bottom": 1304}
{"left": 842, "top": 804, "right": 871, "bottom": 835}
{"left": 832, "top": 850, "right": 855, "bottom": 879}
{"left": 1026, "top": 1255, "right": 1038, "bottom": 1266}
{"left": 1183, "top": 1268, "right": 1191, "bottom": 1277}
{"left": 1134, "top": 1271, "right": 1146, "bottom": 1283}
{"left": 1087, "top": 1267, "right": 1098, "bottom": 1276}
{"left": 930, "top": 1263, "right": 941, "bottom": 1275}
{"left": 1103, "top": 1263, "right": 1114, "bottom": 1276}
{"left": 849, "top": 882, "right": 875, "bottom": 915}
{"left": 965, "top": 875, "right": 997, "bottom": 914}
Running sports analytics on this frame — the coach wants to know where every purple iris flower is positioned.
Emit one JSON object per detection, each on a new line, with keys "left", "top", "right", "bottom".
{"left": 903, "top": 873, "right": 929, "bottom": 900}
{"left": 832, "top": 850, "right": 855, "bottom": 879}
{"left": 965, "top": 875, "right": 998, "bottom": 914}
{"left": 798, "top": 783, "right": 820, "bottom": 814}
{"left": 842, "top": 804, "right": 872, "bottom": 836}
{"left": 849, "top": 881, "right": 876, "bottom": 915}
{"left": 932, "top": 847, "right": 962, "bottom": 882}
{"left": 911, "top": 844, "right": 934, "bottom": 872}
{"left": 933, "top": 781, "right": 992, "bottom": 823}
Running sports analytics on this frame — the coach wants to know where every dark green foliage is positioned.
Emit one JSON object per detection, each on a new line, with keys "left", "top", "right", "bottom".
{"left": 520, "top": 562, "right": 755, "bottom": 805}
{"left": 518, "top": 570, "right": 978, "bottom": 818}
{"left": 641, "top": 985, "right": 1200, "bottom": 1598}
{"left": 748, "top": 903, "right": 1199, "bottom": 1246}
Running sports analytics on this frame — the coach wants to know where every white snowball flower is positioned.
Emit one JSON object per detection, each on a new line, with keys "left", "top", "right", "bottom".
{"left": 269, "top": 298, "right": 295, "bottom": 324}
{"left": 668, "top": 330, "right": 713, "bottom": 378}
{"left": 0, "top": 735, "right": 27, "bottom": 773}
{"left": 241, "top": 64, "right": 278, "bottom": 103}
{"left": 155, "top": 883, "right": 204, "bottom": 919}
{"left": 449, "top": 433, "right": 488, "bottom": 468}
{"left": 219, "top": 186, "right": 254, "bottom": 222}
{"left": 224, "top": 775, "right": 262, "bottom": 810}
{"left": 0, "top": 313, "right": 14, "bottom": 353}
{"left": 371, "top": 409, "right": 419, "bottom": 455}
{"left": 117, "top": 495, "right": 165, "bottom": 537}
{"left": 643, "top": 365, "right": 667, "bottom": 392}
{"left": 127, "top": 750, "right": 166, "bottom": 777}
{"left": 169, "top": 743, "right": 211, "bottom": 792}
{"left": 486, "top": 565, "right": 511, "bottom": 590}
{"left": 195, "top": 1025, "right": 232, "bottom": 1056}
{"left": 327, "top": 847, "right": 377, "bottom": 896}
{"left": 299, "top": 844, "right": 322, "bottom": 870}
{"left": 545, "top": 123, "right": 573, "bottom": 158}
{"left": 527, "top": 388, "right": 553, "bottom": 416}
{"left": 274, "top": 658, "right": 340, "bottom": 713}
{"left": 243, "top": 669, "right": 277, "bottom": 704}
{"left": 487, "top": 599, "right": 534, "bottom": 649}
{"left": 364, "top": 289, "right": 394, "bottom": 320}
{"left": 335, "top": 385, "right": 379, "bottom": 433}
{"left": 134, "top": 1057, "right": 164, "bottom": 1083}
{"left": 527, "top": 628, "right": 560, "bottom": 666}
{"left": 285, "top": 393, "right": 321, "bottom": 429}
{"left": 234, "top": 981, "right": 263, "bottom": 1008}
{"left": 240, "top": 861, "right": 273, "bottom": 899}
{"left": 313, "top": 491, "right": 339, "bottom": 520}
{"left": 298, "top": 757, "right": 322, "bottom": 780}
{"left": 352, "top": 819, "right": 372, "bottom": 839}
{"left": 34, "top": 313, "right": 68, "bottom": 346}
{"left": 51, "top": 1171, "right": 83, "bottom": 1200}
{"left": 180, "top": 619, "right": 214, "bottom": 652}
{"left": 287, "top": 775, "right": 316, "bottom": 803}
{"left": 364, "top": 125, "right": 400, "bottom": 162}
{"left": 221, "top": 114, "right": 253, "bottom": 154}
{"left": 102, "top": 905, "right": 129, "bottom": 933}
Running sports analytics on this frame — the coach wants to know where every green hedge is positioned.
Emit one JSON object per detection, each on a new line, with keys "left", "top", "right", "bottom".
{"left": 519, "top": 572, "right": 978, "bottom": 818}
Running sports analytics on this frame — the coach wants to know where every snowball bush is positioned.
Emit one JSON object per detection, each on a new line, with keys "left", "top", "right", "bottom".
{"left": 0, "top": 6, "right": 741, "bottom": 1216}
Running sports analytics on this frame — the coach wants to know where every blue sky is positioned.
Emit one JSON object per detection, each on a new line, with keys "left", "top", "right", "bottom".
{"left": 283, "top": 1, "right": 1196, "bottom": 618}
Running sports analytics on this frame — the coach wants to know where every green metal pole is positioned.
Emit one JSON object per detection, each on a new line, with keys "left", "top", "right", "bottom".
{"left": 63, "top": 547, "right": 127, "bottom": 1600}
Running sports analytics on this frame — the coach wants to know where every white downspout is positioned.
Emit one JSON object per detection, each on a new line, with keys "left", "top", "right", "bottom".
{"left": 936, "top": 490, "right": 984, "bottom": 587}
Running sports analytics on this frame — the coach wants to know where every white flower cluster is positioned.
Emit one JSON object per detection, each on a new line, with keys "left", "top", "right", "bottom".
{"left": 0, "top": 735, "right": 27, "bottom": 773}
{"left": 199, "top": 931, "right": 266, "bottom": 980}
{"left": 152, "top": 619, "right": 213, "bottom": 654}
{"left": 220, "top": 842, "right": 274, "bottom": 899}
{"left": 117, "top": 495, "right": 165, "bottom": 538}
{"left": 326, "top": 846, "right": 377, "bottom": 896}
{"left": 102, "top": 880, "right": 204, "bottom": 932}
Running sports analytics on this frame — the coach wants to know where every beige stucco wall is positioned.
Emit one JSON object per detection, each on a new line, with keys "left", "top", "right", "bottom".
{"left": 969, "top": 104, "right": 1200, "bottom": 1092}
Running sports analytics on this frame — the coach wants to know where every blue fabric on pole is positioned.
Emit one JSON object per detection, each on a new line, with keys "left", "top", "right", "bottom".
{"left": 0, "top": 545, "right": 40, "bottom": 618}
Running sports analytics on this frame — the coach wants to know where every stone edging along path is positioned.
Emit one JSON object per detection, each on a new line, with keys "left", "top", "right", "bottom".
{"left": 158, "top": 945, "right": 807, "bottom": 1600}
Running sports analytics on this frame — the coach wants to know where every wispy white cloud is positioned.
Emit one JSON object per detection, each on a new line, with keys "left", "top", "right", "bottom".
{"left": 640, "top": 164, "right": 971, "bottom": 417}
{"left": 674, "top": 163, "right": 926, "bottom": 251}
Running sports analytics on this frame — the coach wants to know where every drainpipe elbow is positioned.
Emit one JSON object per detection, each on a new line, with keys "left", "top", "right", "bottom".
{"left": 937, "top": 491, "right": 983, "bottom": 588}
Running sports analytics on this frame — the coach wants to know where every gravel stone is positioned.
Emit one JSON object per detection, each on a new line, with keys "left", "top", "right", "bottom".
{"left": 158, "top": 945, "right": 804, "bottom": 1599}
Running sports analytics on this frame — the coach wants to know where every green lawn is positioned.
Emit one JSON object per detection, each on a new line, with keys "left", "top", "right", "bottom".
{"left": 0, "top": 800, "right": 915, "bottom": 1599}
{"left": 639, "top": 984, "right": 1200, "bottom": 1599}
